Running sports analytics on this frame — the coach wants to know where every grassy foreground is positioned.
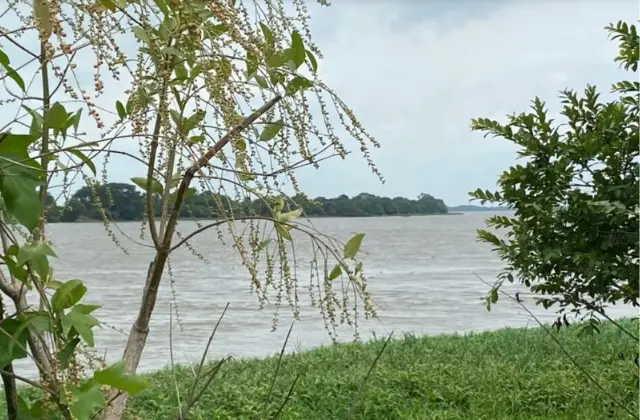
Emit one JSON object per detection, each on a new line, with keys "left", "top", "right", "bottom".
{"left": 121, "top": 320, "right": 639, "bottom": 420}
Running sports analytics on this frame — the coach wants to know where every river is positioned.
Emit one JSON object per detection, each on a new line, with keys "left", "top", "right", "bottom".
{"left": 8, "top": 212, "right": 636, "bottom": 376}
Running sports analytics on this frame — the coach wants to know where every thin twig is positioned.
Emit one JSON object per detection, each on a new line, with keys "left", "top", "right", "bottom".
{"left": 170, "top": 216, "right": 273, "bottom": 252}
{"left": 0, "top": 369, "right": 57, "bottom": 397}
{"left": 346, "top": 332, "right": 393, "bottom": 419}
{"left": 271, "top": 373, "right": 300, "bottom": 420}
{"left": 169, "top": 304, "right": 184, "bottom": 418}
{"left": 190, "top": 303, "right": 230, "bottom": 395}
{"left": 179, "top": 357, "right": 229, "bottom": 419}
{"left": 262, "top": 322, "right": 294, "bottom": 413}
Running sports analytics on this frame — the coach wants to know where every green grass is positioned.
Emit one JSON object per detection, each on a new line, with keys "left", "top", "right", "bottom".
{"left": 121, "top": 320, "right": 639, "bottom": 420}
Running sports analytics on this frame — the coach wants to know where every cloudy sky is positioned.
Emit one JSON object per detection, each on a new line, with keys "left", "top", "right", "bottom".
{"left": 296, "top": 0, "right": 637, "bottom": 205}
{"left": 1, "top": 0, "right": 637, "bottom": 206}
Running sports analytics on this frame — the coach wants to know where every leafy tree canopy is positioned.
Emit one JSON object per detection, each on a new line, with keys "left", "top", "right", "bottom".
{"left": 470, "top": 21, "right": 639, "bottom": 323}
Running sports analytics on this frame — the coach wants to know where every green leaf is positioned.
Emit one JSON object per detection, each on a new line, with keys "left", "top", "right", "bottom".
{"left": 4, "top": 64, "right": 25, "bottom": 92}
{"left": 189, "top": 135, "right": 205, "bottom": 145}
{"left": 259, "top": 120, "right": 284, "bottom": 141}
{"left": 16, "top": 240, "right": 57, "bottom": 265}
{"left": 273, "top": 197, "right": 285, "bottom": 213}
{"left": 208, "top": 24, "right": 228, "bottom": 38}
{"left": 275, "top": 222, "right": 292, "bottom": 241}
{"left": 182, "top": 110, "right": 206, "bottom": 135}
{"left": 71, "top": 108, "right": 83, "bottom": 134}
{"left": 289, "top": 31, "right": 306, "bottom": 68}
{"left": 116, "top": 101, "right": 126, "bottom": 120}
{"left": 68, "top": 149, "right": 97, "bottom": 176}
{"left": 73, "top": 304, "right": 101, "bottom": 314}
{"left": 2, "top": 256, "right": 27, "bottom": 283}
{"left": 22, "top": 105, "right": 44, "bottom": 137}
{"left": 306, "top": 50, "right": 318, "bottom": 72}
{"left": 168, "top": 187, "right": 197, "bottom": 203}
{"left": 285, "top": 76, "right": 313, "bottom": 96}
{"left": 64, "top": 310, "right": 98, "bottom": 347}
{"left": 189, "top": 65, "right": 202, "bottom": 81}
{"left": 131, "top": 176, "right": 163, "bottom": 195}
{"left": 256, "top": 238, "right": 272, "bottom": 252}
{"left": 279, "top": 208, "right": 302, "bottom": 222}
{"left": 98, "top": 0, "right": 116, "bottom": 11}
{"left": 0, "top": 319, "right": 28, "bottom": 366}
{"left": 0, "top": 50, "right": 24, "bottom": 91}
{"left": 161, "top": 46, "right": 183, "bottom": 57}
{"left": 0, "top": 49, "right": 8, "bottom": 66}
{"left": 52, "top": 279, "right": 87, "bottom": 312}
{"left": 153, "top": 0, "right": 170, "bottom": 17}
{"left": 17, "top": 240, "right": 56, "bottom": 280}
{"left": 132, "top": 27, "right": 151, "bottom": 43}
{"left": 45, "top": 102, "right": 68, "bottom": 130}
{"left": 0, "top": 134, "right": 38, "bottom": 156}
{"left": 343, "top": 233, "right": 365, "bottom": 259}
{"left": 59, "top": 338, "right": 81, "bottom": 370}
{"left": 255, "top": 75, "right": 269, "bottom": 89}
{"left": 69, "top": 380, "right": 106, "bottom": 420}
{"left": 174, "top": 62, "right": 188, "bottom": 80}
{"left": 234, "top": 138, "right": 247, "bottom": 152}
{"left": 20, "top": 311, "right": 51, "bottom": 334}
{"left": 94, "top": 360, "right": 148, "bottom": 394}
{"left": 185, "top": 187, "right": 197, "bottom": 198}
{"left": 260, "top": 23, "right": 274, "bottom": 49}
{"left": 490, "top": 287, "right": 499, "bottom": 304}
{"left": 267, "top": 51, "right": 286, "bottom": 68}
{"left": 246, "top": 52, "right": 259, "bottom": 79}
{"left": 239, "top": 171, "right": 256, "bottom": 181}
{"left": 169, "top": 109, "right": 182, "bottom": 127}
{"left": 328, "top": 265, "right": 342, "bottom": 281}
{"left": 0, "top": 154, "right": 42, "bottom": 232}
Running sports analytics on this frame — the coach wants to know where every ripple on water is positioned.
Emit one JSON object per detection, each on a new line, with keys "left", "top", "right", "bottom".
{"left": 8, "top": 213, "right": 638, "bottom": 377}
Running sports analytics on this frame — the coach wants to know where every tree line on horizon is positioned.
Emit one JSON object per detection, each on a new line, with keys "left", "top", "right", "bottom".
{"left": 37, "top": 182, "right": 449, "bottom": 222}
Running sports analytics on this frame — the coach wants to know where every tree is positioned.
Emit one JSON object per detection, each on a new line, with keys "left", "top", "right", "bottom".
{"left": 469, "top": 21, "right": 639, "bottom": 324}
{"left": 48, "top": 185, "right": 450, "bottom": 220}
{"left": 1, "top": 1, "right": 384, "bottom": 419}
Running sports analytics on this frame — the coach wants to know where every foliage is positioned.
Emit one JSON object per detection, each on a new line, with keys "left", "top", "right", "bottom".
{"left": 45, "top": 184, "right": 448, "bottom": 222}
{"left": 6, "top": 320, "right": 631, "bottom": 420}
{"left": 1, "top": 0, "right": 384, "bottom": 417}
{"left": 469, "top": 21, "right": 639, "bottom": 322}
{"left": 0, "top": 131, "right": 147, "bottom": 419}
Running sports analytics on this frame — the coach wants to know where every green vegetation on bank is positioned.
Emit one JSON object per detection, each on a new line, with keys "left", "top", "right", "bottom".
{"left": 40, "top": 183, "right": 449, "bottom": 222}
{"left": 116, "top": 320, "right": 638, "bottom": 420}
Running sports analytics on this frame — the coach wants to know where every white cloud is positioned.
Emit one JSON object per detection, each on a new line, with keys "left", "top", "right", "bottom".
{"left": 292, "top": 0, "right": 637, "bottom": 204}
{"left": 0, "top": 0, "right": 636, "bottom": 205}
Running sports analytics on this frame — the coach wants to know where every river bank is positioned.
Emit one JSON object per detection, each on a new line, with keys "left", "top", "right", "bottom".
{"left": 121, "top": 319, "right": 638, "bottom": 419}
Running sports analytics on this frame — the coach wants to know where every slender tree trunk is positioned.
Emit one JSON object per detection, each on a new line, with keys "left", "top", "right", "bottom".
{"left": 1, "top": 295, "right": 18, "bottom": 420}
{"left": 104, "top": 96, "right": 282, "bottom": 420}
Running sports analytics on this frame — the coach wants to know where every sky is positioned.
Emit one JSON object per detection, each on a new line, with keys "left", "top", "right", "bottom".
{"left": 0, "top": 0, "right": 638, "bottom": 206}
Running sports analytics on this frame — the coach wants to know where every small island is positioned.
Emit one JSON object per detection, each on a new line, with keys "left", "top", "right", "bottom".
{"left": 41, "top": 183, "right": 451, "bottom": 222}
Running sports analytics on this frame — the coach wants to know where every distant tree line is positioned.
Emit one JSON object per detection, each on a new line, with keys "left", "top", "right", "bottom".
{"left": 36, "top": 183, "right": 449, "bottom": 222}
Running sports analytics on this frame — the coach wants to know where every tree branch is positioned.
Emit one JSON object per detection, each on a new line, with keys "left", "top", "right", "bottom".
{"left": 138, "top": 94, "right": 283, "bottom": 320}
{"left": 170, "top": 216, "right": 274, "bottom": 252}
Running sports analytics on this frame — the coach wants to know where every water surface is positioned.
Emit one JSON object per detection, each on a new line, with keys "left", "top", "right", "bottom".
{"left": 9, "top": 213, "right": 636, "bottom": 375}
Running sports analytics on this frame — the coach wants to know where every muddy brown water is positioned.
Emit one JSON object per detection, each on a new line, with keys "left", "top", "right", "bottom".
{"left": 7, "top": 213, "right": 636, "bottom": 376}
